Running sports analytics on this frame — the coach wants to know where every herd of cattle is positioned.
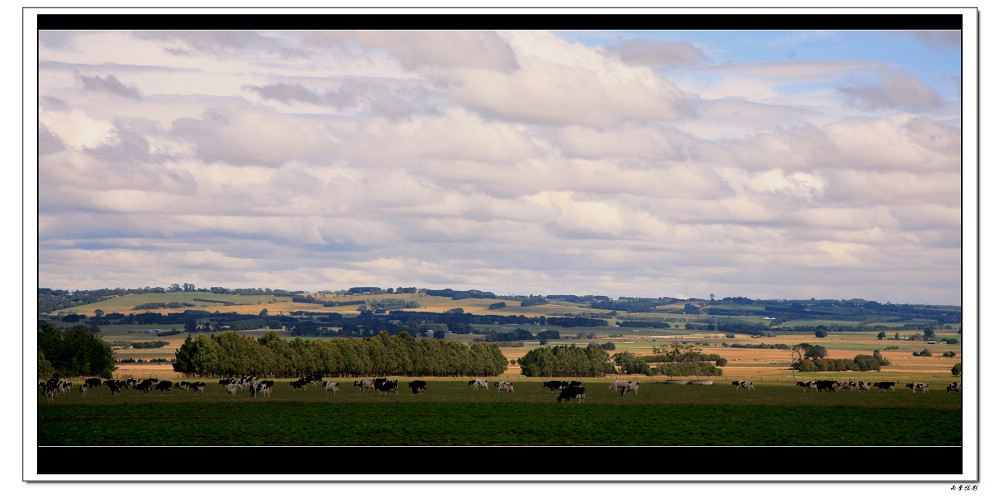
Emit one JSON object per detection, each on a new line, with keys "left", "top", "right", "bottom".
{"left": 791, "top": 380, "right": 962, "bottom": 394}
{"left": 38, "top": 376, "right": 962, "bottom": 402}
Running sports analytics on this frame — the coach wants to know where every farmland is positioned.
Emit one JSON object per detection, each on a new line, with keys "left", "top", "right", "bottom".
{"left": 37, "top": 378, "right": 961, "bottom": 446}
{"left": 36, "top": 288, "right": 965, "bottom": 451}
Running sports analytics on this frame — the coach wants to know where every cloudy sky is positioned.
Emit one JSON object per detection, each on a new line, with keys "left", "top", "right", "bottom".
{"left": 34, "top": 15, "right": 967, "bottom": 305}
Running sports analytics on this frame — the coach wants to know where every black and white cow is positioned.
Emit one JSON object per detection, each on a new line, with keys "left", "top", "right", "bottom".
{"left": 224, "top": 382, "right": 238, "bottom": 396}
{"left": 192, "top": 381, "right": 206, "bottom": 393}
{"left": 251, "top": 380, "right": 274, "bottom": 398}
{"left": 323, "top": 381, "right": 340, "bottom": 395}
{"left": 732, "top": 380, "right": 755, "bottom": 391}
{"left": 104, "top": 380, "right": 123, "bottom": 395}
{"left": 375, "top": 378, "right": 399, "bottom": 395}
{"left": 290, "top": 378, "right": 310, "bottom": 390}
{"left": 857, "top": 381, "right": 871, "bottom": 392}
{"left": 905, "top": 382, "right": 929, "bottom": 393}
{"left": 609, "top": 379, "right": 628, "bottom": 392}
{"left": 468, "top": 379, "right": 489, "bottom": 390}
{"left": 355, "top": 379, "right": 375, "bottom": 391}
{"left": 496, "top": 381, "right": 514, "bottom": 393}
{"left": 873, "top": 381, "right": 895, "bottom": 392}
{"left": 796, "top": 381, "right": 817, "bottom": 391}
{"left": 557, "top": 386, "right": 586, "bottom": 403}
{"left": 409, "top": 380, "right": 427, "bottom": 394}
{"left": 946, "top": 382, "right": 961, "bottom": 393}
{"left": 620, "top": 381, "right": 639, "bottom": 396}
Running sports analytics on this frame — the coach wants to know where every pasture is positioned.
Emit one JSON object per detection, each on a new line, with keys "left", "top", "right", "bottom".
{"left": 37, "top": 378, "right": 961, "bottom": 447}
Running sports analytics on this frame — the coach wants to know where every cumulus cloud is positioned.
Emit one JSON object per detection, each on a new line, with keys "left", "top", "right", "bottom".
{"left": 302, "top": 30, "right": 519, "bottom": 72}
{"left": 77, "top": 72, "right": 142, "bottom": 99}
{"left": 838, "top": 65, "right": 945, "bottom": 111}
{"left": 606, "top": 38, "right": 709, "bottom": 67}
{"left": 445, "top": 31, "right": 694, "bottom": 126}
{"left": 34, "top": 28, "right": 963, "bottom": 304}
{"left": 168, "top": 105, "right": 336, "bottom": 167}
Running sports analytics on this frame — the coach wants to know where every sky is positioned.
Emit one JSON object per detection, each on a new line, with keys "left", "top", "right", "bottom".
{"left": 33, "top": 15, "right": 968, "bottom": 305}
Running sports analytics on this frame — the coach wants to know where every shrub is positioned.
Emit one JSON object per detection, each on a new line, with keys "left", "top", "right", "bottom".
{"left": 942, "top": 351, "right": 956, "bottom": 357}
{"left": 912, "top": 348, "right": 932, "bottom": 357}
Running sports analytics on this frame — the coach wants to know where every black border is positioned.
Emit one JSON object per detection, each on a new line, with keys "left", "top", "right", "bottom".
{"left": 38, "top": 446, "right": 962, "bottom": 476}
{"left": 36, "top": 12, "right": 962, "bottom": 31}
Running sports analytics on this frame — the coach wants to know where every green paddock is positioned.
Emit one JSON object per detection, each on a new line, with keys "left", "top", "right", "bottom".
{"left": 37, "top": 378, "right": 962, "bottom": 446}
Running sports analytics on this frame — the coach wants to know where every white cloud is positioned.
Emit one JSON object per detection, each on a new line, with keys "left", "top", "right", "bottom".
{"left": 445, "top": 31, "right": 693, "bottom": 126}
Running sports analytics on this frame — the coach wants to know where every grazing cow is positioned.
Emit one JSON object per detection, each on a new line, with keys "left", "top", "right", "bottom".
{"left": 814, "top": 380, "right": 840, "bottom": 392}
{"left": 192, "top": 381, "right": 206, "bottom": 392}
{"left": 620, "top": 381, "right": 639, "bottom": 396}
{"left": 496, "top": 381, "right": 514, "bottom": 393}
{"left": 136, "top": 379, "right": 155, "bottom": 393}
{"left": 104, "top": 380, "right": 122, "bottom": 395}
{"left": 610, "top": 379, "right": 628, "bottom": 392}
{"left": 946, "top": 382, "right": 962, "bottom": 393}
{"left": 375, "top": 379, "right": 399, "bottom": 395}
{"left": 290, "top": 378, "right": 310, "bottom": 390}
{"left": 251, "top": 380, "right": 274, "bottom": 398}
{"left": 543, "top": 380, "right": 567, "bottom": 392}
{"left": 905, "top": 382, "right": 930, "bottom": 393}
{"left": 155, "top": 380, "right": 173, "bottom": 392}
{"left": 323, "top": 381, "right": 340, "bottom": 395}
{"left": 355, "top": 379, "right": 375, "bottom": 391}
{"left": 873, "top": 381, "right": 895, "bottom": 392}
{"left": 557, "top": 386, "right": 586, "bottom": 403}
{"left": 732, "top": 380, "right": 755, "bottom": 391}
{"left": 468, "top": 379, "right": 489, "bottom": 390}
{"left": 225, "top": 383, "right": 238, "bottom": 396}
{"left": 568, "top": 381, "right": 582, "bottom": 388}
{"left": 409, "top": 380, "right": 427, "bottom": 394}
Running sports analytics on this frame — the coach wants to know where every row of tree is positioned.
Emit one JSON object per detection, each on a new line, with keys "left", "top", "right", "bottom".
{"left": 171, "top": 331, "right": 509, "bottom": 378}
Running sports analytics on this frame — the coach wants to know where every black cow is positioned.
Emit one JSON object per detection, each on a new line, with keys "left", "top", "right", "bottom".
{"left": 557, "top": 386, "right": 586, "bottom": 403}
{"left": 136, "top": 379, "right": 155, "bottom": 393}
{"left": 409, "top": 380, "right": 427, "bottom": 394}
{"left": 873, "top": 381, "right": 895, "bottom": 392}
{"left": 815, "top": 380, "right": 839, "bottom": 392}
{"left": 85, "top": 378, "right": 103, "bottom": 389}
{"left": 290, "top": 378, "right": 310, "bottom": 390}
{"left": 155, "top": 380, "right": 173, "bottom": 392}
{"left": 543, "top": 380, "right": 568, "bottom": 391}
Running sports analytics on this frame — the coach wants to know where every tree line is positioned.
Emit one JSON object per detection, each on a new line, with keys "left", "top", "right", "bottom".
{"left": 171, "top": 331, "right": 509, "bottom": 378}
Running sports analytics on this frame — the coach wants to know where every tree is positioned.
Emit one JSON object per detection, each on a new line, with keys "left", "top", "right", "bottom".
{"left": 815, "top": 329, "right": 828, "bottom": 338}
{"left": 37, "top": 322, "right": 116, "bottom": 378}
{"left": 951, "top": 363, "right": 962, "bottom": 376}
{"left": 877, "top": 331, "right": 886, "bottom": 340}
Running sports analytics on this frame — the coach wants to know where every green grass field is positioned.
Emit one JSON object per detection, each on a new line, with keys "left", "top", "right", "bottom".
{"left": 37, "top": 379, "right": 962, "bottom": 446}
